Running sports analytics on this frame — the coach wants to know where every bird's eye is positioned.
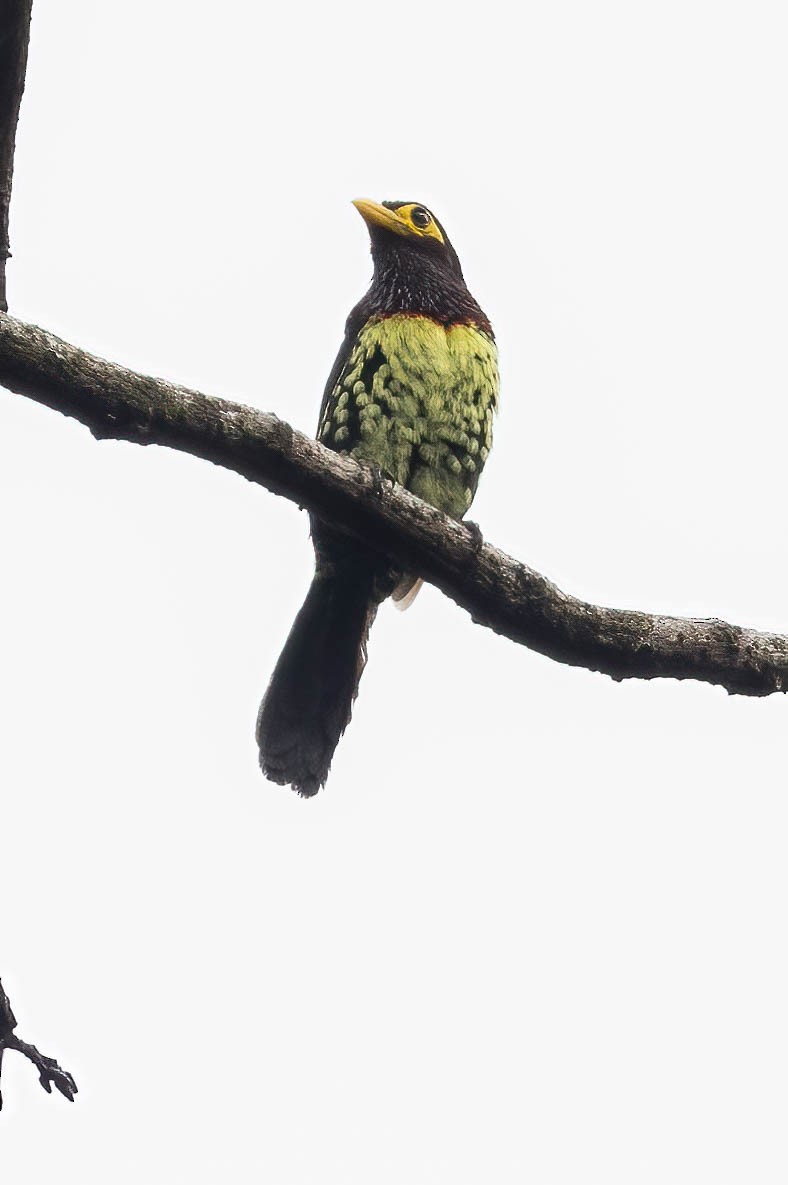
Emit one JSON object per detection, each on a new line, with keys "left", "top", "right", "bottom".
{"left": 410, "top": 207, "right": 432, "bottom": 229}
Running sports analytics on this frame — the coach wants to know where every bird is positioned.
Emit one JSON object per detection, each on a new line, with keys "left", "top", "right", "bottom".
{"left": 256, "top": 199, "right": 499, "bottom": 796}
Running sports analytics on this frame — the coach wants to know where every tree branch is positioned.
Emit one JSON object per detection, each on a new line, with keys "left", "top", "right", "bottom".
{"left": 0, "top": 0, "right": 33, "bottom": 312}
{"left": 0, "top": 979, "right": 77, "bottom": 1110}
{"left": 0, "top": 0, "right": 82, "bottom": 1118}
{"left": 1, "top": 309, "right": 787, "bottom": 697}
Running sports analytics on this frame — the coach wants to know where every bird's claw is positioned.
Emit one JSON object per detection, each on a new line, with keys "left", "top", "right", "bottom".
{"left": 367, "top": 464, "right": 387, "bottom": 499}
{"left": 36, "top": 1053, "right": 78, "bottom": 1101}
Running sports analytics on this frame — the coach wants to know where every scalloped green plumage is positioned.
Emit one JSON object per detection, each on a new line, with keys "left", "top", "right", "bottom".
{"left": 319, "top": 313, "right": 498, "bottom": 519}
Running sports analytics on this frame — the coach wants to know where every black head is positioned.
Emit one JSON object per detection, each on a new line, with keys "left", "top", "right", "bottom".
{"left": 351, "top": 198, "right": 489, "bottom": 329}
{"left": 353, "top": 199, "right": 464, "bottom": 282}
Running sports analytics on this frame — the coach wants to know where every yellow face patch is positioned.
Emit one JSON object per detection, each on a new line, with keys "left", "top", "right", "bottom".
{"left": 392, "top": 203, "right": 445, "bottom": 245}
{"left": 352, "top": 199, "right": 445, "bottom": 245}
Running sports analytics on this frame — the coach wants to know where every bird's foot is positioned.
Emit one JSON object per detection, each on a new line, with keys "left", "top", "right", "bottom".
{"left": 463, "top": 519, "right": 484, "bottom": 554}
{"left": 366, "top": 463, "right": 388, "bottom": 499}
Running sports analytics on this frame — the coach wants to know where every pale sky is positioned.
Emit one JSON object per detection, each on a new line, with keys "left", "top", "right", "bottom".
{"left": 2, "top": 1, "right": 788, "bottom": 1182}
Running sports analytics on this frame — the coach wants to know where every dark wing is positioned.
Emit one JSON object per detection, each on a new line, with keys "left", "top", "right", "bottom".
{"left": 316, "top": 297, "right": 371, "bottom": 435}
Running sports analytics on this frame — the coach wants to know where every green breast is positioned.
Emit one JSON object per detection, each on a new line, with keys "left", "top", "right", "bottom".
{"left": 319, "top": 314, "right": 499, "bottom": 519}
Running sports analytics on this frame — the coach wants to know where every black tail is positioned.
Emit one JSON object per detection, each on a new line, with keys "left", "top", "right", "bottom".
{"left": 256, "top": 561, "right": 379, "bottom": 796}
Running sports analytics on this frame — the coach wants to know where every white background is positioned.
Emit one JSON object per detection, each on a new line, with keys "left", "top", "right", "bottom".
{"left": 2, "top": 1, "right": 788, "bottom": 1181}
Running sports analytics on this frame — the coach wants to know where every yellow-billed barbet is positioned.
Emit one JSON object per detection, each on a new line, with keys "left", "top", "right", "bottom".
{"left": 257, "top": 200, "right": 499, "bottom": 795}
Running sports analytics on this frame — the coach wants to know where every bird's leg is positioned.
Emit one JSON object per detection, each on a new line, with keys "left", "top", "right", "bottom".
{"left": 365, "top": 463, "right": 389, "bottom": 499}
{"left": 0, "top": 980, "right": 77, "bottom": 1110}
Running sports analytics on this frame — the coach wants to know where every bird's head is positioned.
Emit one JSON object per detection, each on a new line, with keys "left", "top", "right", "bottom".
{"left": 352, "top": 199, "right": 464, "bottom": 282}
